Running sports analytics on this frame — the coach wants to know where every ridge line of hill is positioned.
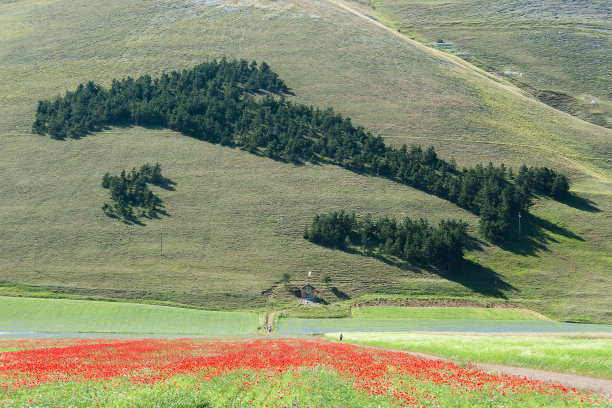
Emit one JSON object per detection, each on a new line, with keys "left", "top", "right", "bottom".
{"left": 324, "top": 0, "right": 532, "bottom": 96}
{"left": 322, "top": 0, "right": 612, "bottom": 184}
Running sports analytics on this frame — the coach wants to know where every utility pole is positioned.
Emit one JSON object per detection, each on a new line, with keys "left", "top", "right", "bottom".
{"left": 34, "top": 239, "right": 37, "bottom": 272}
{"left": 160, "top": 226, "right": 163, "bottom": 256}
{"left": 518, "top": 212, "right": 522, "bottom": 239}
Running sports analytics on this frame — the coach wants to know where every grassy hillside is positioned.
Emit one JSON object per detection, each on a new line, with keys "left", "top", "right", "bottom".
{"left": 362, "top": 0, "right": 612, "bottom": 128}
{"left": 0, "top": 0, "right": 610, "bottom": 322}
{"left": 0, "top": 297, "right": 258, "bottom": 335}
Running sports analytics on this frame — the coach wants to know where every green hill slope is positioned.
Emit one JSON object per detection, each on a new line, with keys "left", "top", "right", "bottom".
{"left": 361, "top": 0, "right": 612, "bottom": 128}
{"left": 0, "top": 0, "right": 610, "bottom": 322}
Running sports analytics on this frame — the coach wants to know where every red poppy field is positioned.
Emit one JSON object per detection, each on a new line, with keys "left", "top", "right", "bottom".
{"left": 0, "top": 338, "right": 609, "bottom": 407}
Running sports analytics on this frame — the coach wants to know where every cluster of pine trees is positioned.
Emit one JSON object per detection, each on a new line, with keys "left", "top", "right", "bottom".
{"left": 32, "top": 58, "right": 287, "bottom": 141}
{"left": 101, "top": 163, "right": 165, "bottom": 221}
{"left": 303, "top": 211, "right": 468, "bottom": 268}
{"left": 33, "top": 59, "right": 570, "bottom": 241}
{"left": 515, "top": 165, "right": 570, "bottom": 199}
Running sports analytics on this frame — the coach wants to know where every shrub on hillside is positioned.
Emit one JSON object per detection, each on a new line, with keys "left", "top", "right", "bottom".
{"left": 101, "top": 163, "right": 166, "bottom": 222}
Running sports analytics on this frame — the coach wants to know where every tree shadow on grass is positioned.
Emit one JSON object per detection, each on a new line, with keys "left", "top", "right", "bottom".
{"left": 499, "top": 213, "right": 584, "bottom": 257}
{"left": 438, "top": 260, "right": 517, "bottom": 299}
{"left": 121, "top": 217, "right": 146, "bottom": 226}
{"left": 331, "top": 286, "right": 351, "bottom": 300}
{"left": 464, "top": 234, "right": 486, "bottom": 252}
{"left": 104, "top": 211, "right": 144, "bottom": 226}
{"left": 324, "top": 244, "right": 514, "bottom": 298}
{"left": 341, "top": 246, "right": 422, "bottom": 273}
{"left": 558, "top": 193, "right": 601, "bottom": 213}
{"left": 152, "top": 176, "right": 177, "bottom": 191}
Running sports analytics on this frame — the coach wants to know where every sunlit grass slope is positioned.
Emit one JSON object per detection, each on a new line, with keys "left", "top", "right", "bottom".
{"left": 0, "top": 0, "right": 610, "bottom": 321}
{"left": 1, "top": 127, "right": 481, "bottom": 310}
{"left": 327, "top": 332, "right": 612, "bottom": 379}
{"left": 363, "top": 0, "right": 612, "bottom": 128}
{"left": 0, "top": 297, "right": 258, "bottom": 334}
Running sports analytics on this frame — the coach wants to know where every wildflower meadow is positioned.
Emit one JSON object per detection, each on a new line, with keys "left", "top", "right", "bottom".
{"left": 0, "top": 338, "right": 609, "bottom": 407}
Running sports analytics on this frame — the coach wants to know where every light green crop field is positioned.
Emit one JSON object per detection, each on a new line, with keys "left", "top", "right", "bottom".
{"left": 0, "top": 297, "right": 258, "bottom": 335}
{"left": 363, "top": 0, "right": 612, "bottom": 128}
{"left": 352, "top": 306, "right": 549, "bottom": 320}
{"left": 280, "top": 304, "right": 547, "bottom": 319}
{"left": 276, "top": 316, "right": 612, "bottom": 336}
{"left": 0, "top": 0, "right": 610, "bottom": 321}
{"left": 325, "top": 332, "right": 612, "bottom": 379}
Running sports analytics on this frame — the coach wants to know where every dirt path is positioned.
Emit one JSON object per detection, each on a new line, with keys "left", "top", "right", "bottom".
{"left": 267, "top": 310, "right": 278, "bottom": 330}
{"left": 400, "top": 350, "right": 612, "bottom": 395}
{"left": 266, "top": 307, "right": 296, "bottom": 332}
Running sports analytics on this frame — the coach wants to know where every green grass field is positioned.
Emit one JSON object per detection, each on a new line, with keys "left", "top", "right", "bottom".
{"left": 352, "top": 306, "right": 549, "bottom": 320}
{"left": 363, "top": 0, "right": 612, "bottom": 128}
{"left": 0, "top": 297, "right": 258, "bottom": 335}
{"left": 325, "top": 332, "right": 612, "bottom": 379}
{"left": 280, "top": 303, "right": 548, "bottom": 320}
{"left": 276, "top": 306, "right": 612, "bottom": 336}
{"left": 0, "top": 0, "right": 610, "bottom": 322}
{"left": 276, "top": 316, "right": 612, "bottom": 335}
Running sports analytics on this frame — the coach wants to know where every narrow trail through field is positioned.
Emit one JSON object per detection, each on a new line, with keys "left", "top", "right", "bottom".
{"left": 375, "top": 347, "right": 612, "bottom": 395}
{"left": 267, "top": 311, "right": 278, "bottom": 330}
{"left": 267, "top": 308, "right": 294, "bottom": 332}
{"left": 473, "top": 362, "right": 612, "bottom": 396}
